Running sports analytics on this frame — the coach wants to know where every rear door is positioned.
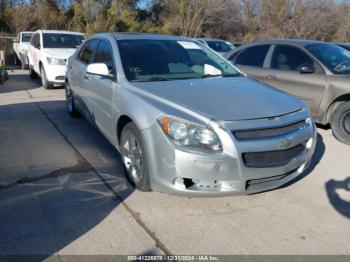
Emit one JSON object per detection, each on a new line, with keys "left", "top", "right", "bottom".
{"left": 70, "top": 39, "right": 100, "bottom": 114}
{"left": 265, "top": 45, "right": 326, "bottom": 117}
{"left": 88, "top": 39, "right": 117, "bottom": 141}
{"left": 229, "top": 44, "right": 271, "bottom": 81}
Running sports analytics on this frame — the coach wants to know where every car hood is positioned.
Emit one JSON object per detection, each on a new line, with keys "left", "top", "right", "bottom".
{"left": 43, "top": 48, "right": 77, "bottom": 59}
{"left": 132, "top": 77, "right": 303, "bottom": 121}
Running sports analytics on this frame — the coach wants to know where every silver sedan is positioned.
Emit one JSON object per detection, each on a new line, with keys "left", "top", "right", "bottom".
{"left": 65, "top": 33, "right": 317, "bottom": 196}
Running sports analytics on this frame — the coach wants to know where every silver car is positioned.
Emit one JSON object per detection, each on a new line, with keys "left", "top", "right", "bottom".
{"left": 65, "top": 33, "right": 317, "bottom": 196}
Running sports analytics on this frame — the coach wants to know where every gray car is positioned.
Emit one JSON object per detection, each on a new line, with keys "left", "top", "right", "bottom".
{"left": 196, "top": 38, "right": 236, "bottom": 56}
{"left": 65, "top": 33, "right": 316, "bottom": 196}
{"left": 225, "top": 39, "right": 350, "bottom": 144}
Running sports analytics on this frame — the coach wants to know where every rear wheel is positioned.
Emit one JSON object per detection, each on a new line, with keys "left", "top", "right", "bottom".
{"left": 331, "top": 101, "right": 350, "bottom": 145}
{"left": 65, "top": 82, "right": 81, "bottom": 118}
{"left": 120, "top": 122, "right": 151, "bottom": 191}
{"left": 29, "top": 66, "right": 37, "bottom": 79}
{"left": 40, "top": 66, "right": 53, "bottom": 89}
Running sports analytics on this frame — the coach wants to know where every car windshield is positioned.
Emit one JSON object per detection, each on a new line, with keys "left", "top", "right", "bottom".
{"left": 43, "top": 33, "right": 85, "bottom": 48}
{"left": 21, "top": 33, "right": 33, "bottom": 42}
{"left": 207, "top": 40, "right": 235, "bottom": 53}
{"left": 117, "top": 39, "right": 240, "bottom": 82}
{"left": 306, "top": 44, "right": 350, "bottom": 74}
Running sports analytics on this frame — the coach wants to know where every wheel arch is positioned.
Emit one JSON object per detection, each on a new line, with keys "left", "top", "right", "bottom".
{"left": 116, "top": 115, "right": 134, "bottom": 146}
{"left": 326, "top": 93, "right": 350, "bottom": 123}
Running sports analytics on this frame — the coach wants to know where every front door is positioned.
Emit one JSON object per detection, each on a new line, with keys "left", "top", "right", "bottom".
{"left": 88, "top": 39, "right": 117, "bottom": 142}
{"left": 265, "top": 45, "right": 326, "bottom": 118}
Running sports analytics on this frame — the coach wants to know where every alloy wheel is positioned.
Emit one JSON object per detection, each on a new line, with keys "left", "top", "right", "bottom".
{"left": 65, "top": 84, "right": 73, "bottom": 113}
{"left": 121, "top": 132, "right": 144, "bottom": 184}
{"left": 342, "top": 111, "right": 350, "bottom": 134}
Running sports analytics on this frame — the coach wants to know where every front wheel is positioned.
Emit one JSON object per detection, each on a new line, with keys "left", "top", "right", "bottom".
{"left": 65, "top": 82, "right": 81, "bottom": 118}
{"left": 120, "top": 122, "right": 151, "bottom": 191}
{"left": 331, "top": 101, "right": 350, "bottom": 145}
{"left": 40, "top": 66, "right": 53, "bottom": 89}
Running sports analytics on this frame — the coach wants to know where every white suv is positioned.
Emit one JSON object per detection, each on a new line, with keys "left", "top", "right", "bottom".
{"left": 27, "top": 30, "right": 85, "bottom": 89}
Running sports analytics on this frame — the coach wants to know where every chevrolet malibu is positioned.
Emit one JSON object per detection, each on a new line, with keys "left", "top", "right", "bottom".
{"left": 65, "top": 33, "right": 317, "bottom": 196}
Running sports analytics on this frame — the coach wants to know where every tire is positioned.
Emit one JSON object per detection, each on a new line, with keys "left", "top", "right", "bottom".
{"left": 331, "top": 101, "right": 350, "bottom": 145}
{"left": 65, "top": 82, "right": 81, "bottom": 118}
{"left": 40, "top": 65, "right": 54, "bottom": 89}
{"left": 29, "top": 67, "right": 37, "bottom": 79}
{"left": 120, "top": 122, "right": 151, "bottom": 191}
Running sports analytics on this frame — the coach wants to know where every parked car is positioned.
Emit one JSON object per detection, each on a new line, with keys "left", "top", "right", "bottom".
{"left": 226, "top": 39, "right": 350, "bottom": 144}
{"left": 27, "top": 30, "right": 85, "bottom": 89}
{"left": 65, "top": 33, "right": 316, "bottom": 196}
{"left": 196, "top": 38, "right": 235, "bottom": 56}
{"left": 13, "top": 31, "right": 33, "bottom": 68}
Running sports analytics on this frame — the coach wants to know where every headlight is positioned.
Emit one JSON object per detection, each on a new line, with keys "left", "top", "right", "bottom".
{"left": 158, "top": 116, "right": 222, "bottom": 153}
{"left": 47, "top": 57, "right": 66, "bottom": 66}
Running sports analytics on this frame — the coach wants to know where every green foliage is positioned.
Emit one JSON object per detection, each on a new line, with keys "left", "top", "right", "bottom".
{"left": 0, "top": 0, "right": 349, "bottom": 41}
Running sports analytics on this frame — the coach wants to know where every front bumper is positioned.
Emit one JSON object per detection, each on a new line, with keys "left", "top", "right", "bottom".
{"left": 142, "top": 111, "right": 317, "bottom": 197}
{"left": 45, "top": 64, "right": 67, "bottom": 84}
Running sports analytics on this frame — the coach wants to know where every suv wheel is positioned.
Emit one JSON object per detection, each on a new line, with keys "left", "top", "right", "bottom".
{"left": 120, "top": 122, "right": 151, "bottom": 191}
{"left": 29, "top": 67, "right": 37, "bottom": 79}
{"left": 40, "top": 66, "right": 53, "bottom": 89}
{"left": 65, "top": 82, "right": 80, "bottom": 118}
{"left": 331, "top": 101, "right": 350, "bottom": 145}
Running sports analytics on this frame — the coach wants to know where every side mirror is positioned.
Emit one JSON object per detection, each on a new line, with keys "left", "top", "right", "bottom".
{"left": 299, "top": 64, "right": 314, "bottom": 74}
{"left": 13, "top": 39, "right": 19, "bottom": 43}
{"left": 86, "top": 63, "right": 114, "bottom": 79}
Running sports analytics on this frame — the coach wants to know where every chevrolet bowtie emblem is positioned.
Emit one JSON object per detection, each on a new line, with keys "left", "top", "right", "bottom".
{"left": 281, "top": 138, "right": 293, "bottom": 149}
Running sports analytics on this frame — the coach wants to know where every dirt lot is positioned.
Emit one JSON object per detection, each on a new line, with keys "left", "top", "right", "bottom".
{"left": 0, "top": 70, "right": 350, "bottom": 258}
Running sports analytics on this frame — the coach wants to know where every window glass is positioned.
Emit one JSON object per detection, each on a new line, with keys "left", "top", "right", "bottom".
{"left": 206, "top": 40, "right": 235, "bottom": 53}
{"left": 21, "top": 33, "right": 33, "bottom": 42}
{"left": 235, "top": 45, "right": 270, "bottom": 67}
{"left": 117, "top": 39, "right": 240, "bottom": 82}
{"left": 93, "top": 40, "right": 115, "bottom": 73}
{"left": 271, "top": 45, "right": 313, "bottom": 71}
{"left": 43, "top": 34, "right": 85, "bottom": 48}
{"left": 31, "top": 34, "right": 39, "bottom": 48}
{"left": 306, "top": 44, "right": 350, "bottom": 74}
{"left": 79, "top": 40, "right": 99, "bottom": 64}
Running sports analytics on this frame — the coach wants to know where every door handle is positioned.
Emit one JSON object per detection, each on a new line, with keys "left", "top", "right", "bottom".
{"left": 84, "top": 75, "right": 90, "bottom": 81}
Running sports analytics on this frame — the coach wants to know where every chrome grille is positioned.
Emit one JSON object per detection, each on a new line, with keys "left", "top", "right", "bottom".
{"left": 242, "top": 144, "right": 305, "bottom": 168}
{"left": 233, "top": 120, "right": 306, "bottom": 140}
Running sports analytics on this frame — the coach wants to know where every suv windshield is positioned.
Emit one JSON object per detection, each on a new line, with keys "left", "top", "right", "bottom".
{"left": 207, "top": 40, "right": 235, "bottom": 53}
{"left": 21, "top": 33, "right": 33, "bottom": 42}
{"left": 117, "top": 39, "right": 240, "bottom": 82}
{"left": 43, "top": 33, "right": 85, "bottom": 48}
{"left": 306, "top": 44, "right": 350, "bottom": 74}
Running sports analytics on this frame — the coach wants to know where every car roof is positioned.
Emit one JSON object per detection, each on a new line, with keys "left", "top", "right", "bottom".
{"left": 34, "top": 30, "right": 85, "bottom": 35}
{"left": 247, "top": 39, "right": 328, "bottom": 47}
{"left": 92, "top": 32, "right": 193, "bottom": 41}
{"left": 197, "top": 38, "right": 230, "bottom": 42}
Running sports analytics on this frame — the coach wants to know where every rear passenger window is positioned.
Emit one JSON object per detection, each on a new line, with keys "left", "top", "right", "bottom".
{"left": 271, "top": 45, "right": 314, "bottom": 71}
{"left": 235, "top": 45, "right": 270, "bottom": 67}
{"left": 93, "top": 40, "right": 115, "bottom": 73}
{"left": 79, "top": 40, "right": 99, "bottom": 64}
